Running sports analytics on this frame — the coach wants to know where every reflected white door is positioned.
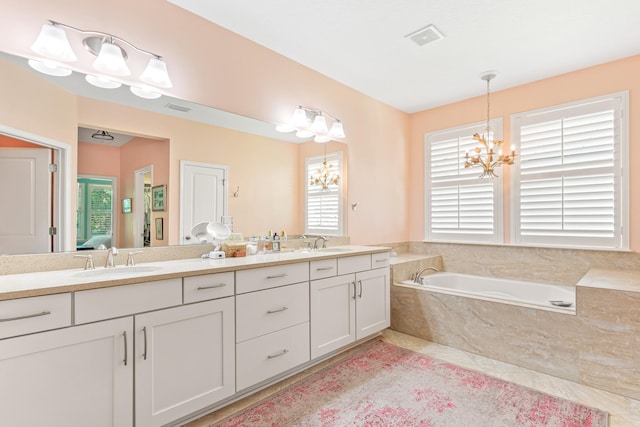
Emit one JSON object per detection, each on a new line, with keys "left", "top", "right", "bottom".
{"left": 180, "top": 161, "right": 227, "bottom": 244}
{"left": 0, "top": 148, "right": 51, "bottom": 254}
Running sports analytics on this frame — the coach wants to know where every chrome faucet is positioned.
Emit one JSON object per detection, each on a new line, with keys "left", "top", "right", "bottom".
{"left": 105, "top": 247, "right": 118, "bottom": 268}
{"left": 313, "top": 236, "right": 328, "bottom": 249}
{"left": 413, "top": 266, "right": 440, "bottom": 284}
{"left": 74, "top": 254, "right": 94, "bottom": 270}
{"left": 126, "top": 251, "right": 143, "bottom": 266}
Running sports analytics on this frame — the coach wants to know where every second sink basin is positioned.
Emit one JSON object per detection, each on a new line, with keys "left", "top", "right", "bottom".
{"left": 73, "top": 265, "right": 163, "bottom": 278}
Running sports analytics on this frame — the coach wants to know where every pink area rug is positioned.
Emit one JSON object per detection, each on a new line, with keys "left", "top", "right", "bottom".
{"left": 216, "top": 341, "right": 608, "bottom": 427}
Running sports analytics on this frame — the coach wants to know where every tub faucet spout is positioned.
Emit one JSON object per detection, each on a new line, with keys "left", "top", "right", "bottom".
{"left": 414, "top": 266, "right": 440, "bottom": 284}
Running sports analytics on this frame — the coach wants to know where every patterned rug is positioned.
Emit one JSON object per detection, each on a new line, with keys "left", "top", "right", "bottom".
{"left": 215, "top": 340, "right": 608, "bottom": 426}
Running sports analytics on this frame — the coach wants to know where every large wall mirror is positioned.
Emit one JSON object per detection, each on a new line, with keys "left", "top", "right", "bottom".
{"left": 0, "top": 51, "right": 348, "bottom": 255}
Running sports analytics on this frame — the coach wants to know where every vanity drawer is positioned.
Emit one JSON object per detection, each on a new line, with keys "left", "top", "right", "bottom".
{"left": 0, "top": 293, "right": 71, "bottom": 339}
{"left": 75, "top": 279, "right": 182, "bottom": 324}
{"left": 236, "top": 322, "right": 310, "bottom": 391}
{"left": 236, "top": 262, "right": 309, "bottom": 294}
{"left": 236, "top": 282, "right": 309, "bottom": 342}
{"left": 337, "top": 254, "right": 371, "bottom": 275}
{"left": 310, "top": 258, "right": 337, "bottom": 280}
{"left": 371, "top": 252, "right": 391, "bottom": 269}
{"left": 183, "top": 272, "right": 234, "bottom": 304}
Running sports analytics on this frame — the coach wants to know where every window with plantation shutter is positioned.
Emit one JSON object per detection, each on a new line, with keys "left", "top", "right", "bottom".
{"left": 305, "top": 151, "right": 344, "bottom": 236}
{"left": 511, "top": 92, "right": 628, "bottom": 249}
{"left": 425, "top": 120, "right": 503, "bottom": 243}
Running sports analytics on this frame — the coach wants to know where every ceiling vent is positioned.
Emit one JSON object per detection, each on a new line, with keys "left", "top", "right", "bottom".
{"left": 165, "top": 103, "right": 191, "bottom": 113}
{"left": 405, "top": 24, "right": 445, "bottom": 47}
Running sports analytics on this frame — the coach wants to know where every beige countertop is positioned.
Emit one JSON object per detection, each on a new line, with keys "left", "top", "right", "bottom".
{"left": 0, "top": 245, "right": 390, "bottom": 301}
{"left": 576, "top": 268, "right": 640, "bottom": 293}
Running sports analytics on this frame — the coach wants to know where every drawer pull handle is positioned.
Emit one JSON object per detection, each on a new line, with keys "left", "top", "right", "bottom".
{"left": 375, "top": 259, "right": 387, "bottom": 263}
{"left": 142, "top": 326, "right": 148, "bottom": 361}
{"left": 266, "top": 273, "right": 288, "bottom": 279}
{"left": 267, "top": 306, "right": 288, "bottom": 314}
{"left": 122, "top": 331, "right": 128, "bottom": 366}
{"left": 197, "top": 283, "right": 227, "bottom": 290}
{"left": 0, "top": 311, "right": 51, "bottom": 322}
{"left": 316, "top": 266, "right": 334, "bottom": 271}
{"left": 352, "top": 281, "right": 357, "bottom": 300}
{"left": 358, "top": 280, "right": 363, "bottom": 298}
{"left": 267, "top": 349, "right": 289, "bottom": 359}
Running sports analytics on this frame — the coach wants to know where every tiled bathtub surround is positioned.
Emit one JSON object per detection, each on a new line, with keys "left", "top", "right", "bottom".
{"left": 389, "top": 243, "right": 640, "bottom": 401}
{"left": 385, "top": 241, "right": 640, "bottom": 286}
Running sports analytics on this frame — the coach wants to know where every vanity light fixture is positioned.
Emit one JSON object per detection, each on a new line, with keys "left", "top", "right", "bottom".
{"left": 276, "top": 106, "right": 346, "bottom": 142}
{"left": 91, "top": 130, "right": 115, "bottom": 141}
{"left": 29, "top": 20, "right": 172, "bottom": 99}
{"left": 464, "top": 71, "right": 516, "bottom": 178}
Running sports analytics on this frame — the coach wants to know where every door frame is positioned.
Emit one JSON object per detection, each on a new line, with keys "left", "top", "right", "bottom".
{"left": 134, "top": 165, "right": 153, "bottom": 248}
{"left": 0, "top": 124, "right": 72, "bottom": 252}
{"left": 179, "top": 160, "right": 228, "bottom": 244}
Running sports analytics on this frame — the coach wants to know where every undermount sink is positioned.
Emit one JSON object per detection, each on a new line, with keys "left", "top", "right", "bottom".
{"left": 315, "top": 247, "right": 355, "bottom": 253}
{"left": 73, "top": 265, "right": 163, "bottom": 278}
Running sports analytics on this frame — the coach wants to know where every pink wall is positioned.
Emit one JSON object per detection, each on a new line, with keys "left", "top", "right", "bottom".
{"left": 408, "top": 55, "right": 640, "bottom": 250}
{"left": 119, "top": 137, "right": 170, "bottom": 247}
{"left": 77, "top": 141, "right": 120, "bottom": 176}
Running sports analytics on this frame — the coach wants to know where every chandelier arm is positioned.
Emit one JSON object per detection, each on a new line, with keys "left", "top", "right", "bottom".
{"left": 49, "top": 20, "right": 163, "bottom": 59}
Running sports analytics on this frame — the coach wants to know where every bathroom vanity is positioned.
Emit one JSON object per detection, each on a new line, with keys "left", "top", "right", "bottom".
{"left": 0, "top": 246, "right": 390, "bottom": 427}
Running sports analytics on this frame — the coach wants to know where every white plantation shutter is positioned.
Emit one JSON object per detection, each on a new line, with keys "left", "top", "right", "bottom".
{"left": 425, "top": 120, "right": 503, "bottom": 243}
{"left": 511, "top": 93, "right": 628, "bottom": 249}
{"left": 305, "top": 151, "right": 343, "bottom": 236}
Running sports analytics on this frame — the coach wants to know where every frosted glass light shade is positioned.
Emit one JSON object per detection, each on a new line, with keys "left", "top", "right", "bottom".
{"left": 93, "top": 42, "right": 130, "bottom": 76}
{"left": 27, "top": 59, "right": 72, "bottom": 76}
{"left": 310, "top": 115, "right": 329, "bottom": 134}
{"left": 329, "top": 122, "right": 346, "bottom": 139}
{"left": 130, "top": 85, "right": 161, "bottom": 99}
{"left": 140, "top": 57, "right": 172, "bottom": 88}
{"left": 85, "top": 74, "right": 122, "bottom": 89}
{"left": 31, "top": 23, "right": 77, "bottom": 62}
{"left": 314, "top": 135, "right": 331, "bottom": 143}
{"left": 291, "top": 107, "right": 309, "bottom": 128}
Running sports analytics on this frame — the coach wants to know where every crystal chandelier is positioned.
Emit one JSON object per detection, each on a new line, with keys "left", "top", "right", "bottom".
{"left": 464, "top": 71, "right": 516, "bottom": 178}
{"left": 310, "top": 146, "right": 340, "bottom": 191}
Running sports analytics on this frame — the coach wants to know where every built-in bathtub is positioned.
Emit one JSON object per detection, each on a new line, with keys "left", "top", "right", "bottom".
{"left": 398, "top": 272, "right": 576, "bottom": 313}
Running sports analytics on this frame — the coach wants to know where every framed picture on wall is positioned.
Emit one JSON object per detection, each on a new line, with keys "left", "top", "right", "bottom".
{"left": 155, "top": 217, "right": 163, "bottom": 240}
{"left": 152, "top": 185, "right": 166, "bottom": 211}
{"left": 122, "top": 198, "right": 132, "bottom": 213}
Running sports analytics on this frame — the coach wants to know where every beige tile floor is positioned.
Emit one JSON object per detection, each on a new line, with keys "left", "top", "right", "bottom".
{"left": 186, "top": 329, "right": 640, "bottom": 427}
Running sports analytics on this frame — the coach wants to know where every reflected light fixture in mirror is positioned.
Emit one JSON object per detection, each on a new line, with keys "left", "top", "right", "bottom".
{"left": 28, "top": 20, "right": 172, "bottom": 100}
{"left": 276, "top": 106, "right": 346, "bottom": 143}
{"left": 91, "top": 130, "right": 115, "bottom": 141}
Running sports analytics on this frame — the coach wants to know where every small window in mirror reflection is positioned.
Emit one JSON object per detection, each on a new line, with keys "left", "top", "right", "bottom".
{"left": 122, "top": 198, "right": 132, "bottom": 214}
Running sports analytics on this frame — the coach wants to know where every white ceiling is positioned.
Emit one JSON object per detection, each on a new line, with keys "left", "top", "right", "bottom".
{"left": 168, "top": 0, "right": 640, "bottom": 113}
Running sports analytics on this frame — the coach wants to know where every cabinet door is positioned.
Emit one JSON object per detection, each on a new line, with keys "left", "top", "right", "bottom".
{"left": 135, "top": 298, "right": 235, "bottom": 427}
{"left": 310, "top": 273, "right": 356, "bottom": 359}
{"left": 355, "top": 267, "right": 390, "bottom": 340}
{"left": 0, "top": 317, "right": 133, "bottom": 427}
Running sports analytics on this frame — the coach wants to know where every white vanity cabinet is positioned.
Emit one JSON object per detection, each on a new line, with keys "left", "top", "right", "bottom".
{"left": 235, "top": 262, "right": 311, "bottom": 391}
{"left": 0, "top": 316, "right": 134, "bottom": 427}
{"left": 135, "top": 297, "right": 235, "bottom": 427}
{"left": 310, "top": 253, "right": 390, "bottom": 359}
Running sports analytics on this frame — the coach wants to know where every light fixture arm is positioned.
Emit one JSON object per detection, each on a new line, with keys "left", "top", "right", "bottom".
{"left": 48, "top": 20, "right": 163, "bottom": 60}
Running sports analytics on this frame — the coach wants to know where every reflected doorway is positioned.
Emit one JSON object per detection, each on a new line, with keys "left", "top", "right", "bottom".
{"left": 134, "top": 166, "right": 153, "bottom": 248}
